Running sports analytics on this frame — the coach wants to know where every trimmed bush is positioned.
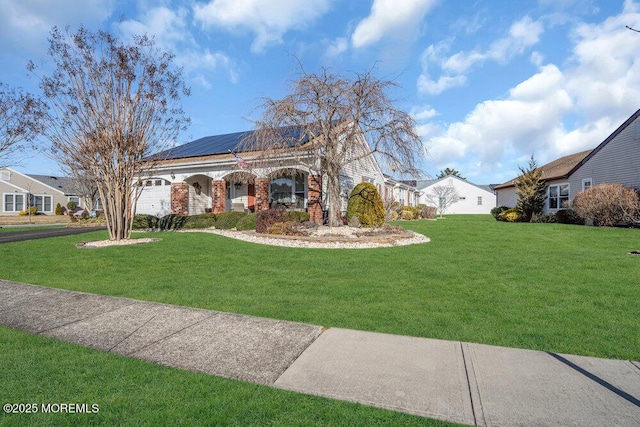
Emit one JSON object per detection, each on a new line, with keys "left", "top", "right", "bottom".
{"left": 572, "top": 183, "right": 639, "bottom": 226}
{"left": 497, "top": 208, "right": 521, "bottom": 222}
{"left": 346, "top": 182, "right": 385, "bottom": 228}
{"left": 555, "top": 209, "right": 584, "bottom": 225}
{"left": 215, "top": 211, "right": 246, "bottom": 229}
{"left": 183, "top": 213, "right": 217, "bottom": 229}
{"left": 417, "top": 204, "right": 436, "bottom": 220}
{"left": 491, "top": 206, "right": 510, "bottom": 220}
{"left": 55, "top": 203, "right": 63, "bottom": 215}
{"left": 18, "top": 207, "right": 39, "bottom": 216}
{"left": 157, "top": 214, "right": 188, "bottom": 230}
{"left": 401, "top": 209, "right": 415, "bottom": 220}
{"left": 256, "top": 207, "right": 289, "bottom": 234}
{"left": 132, "top": 214, "right": 158, "bottom": 230}
{"left": 288, "top": 210, "right": 310, "bottom": 222}
{"left": 531, "top": 213, "right": 556, "bottom": 223}
{"left": 236, "top": 213, "right": 257, "bottom": 231}
{"left": 66, "top": 201, "right": 77, "bottom": 211}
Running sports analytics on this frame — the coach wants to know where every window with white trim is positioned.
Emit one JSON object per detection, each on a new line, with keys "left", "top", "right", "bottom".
{"left": 548, "top": 184, "right": 569, "bottom": 210}
{"left": 68, "top": 196, "right": 81, "bottom": 208}
{"left": 33, "top": 195, "right": 53, "bottom": 213}
{"left": 4, "top": 194, "right": 24, "bottom": 212}
{"left": 582, "top": 178, "right": 592, "bottom": 192}
{"left": 477, "top": 196, "right": 483, "bottom": 205}
{"left": 270, "top": 174, "right": 306, "bottom": 209}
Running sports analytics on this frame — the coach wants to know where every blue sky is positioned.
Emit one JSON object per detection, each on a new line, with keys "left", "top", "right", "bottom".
{"left": 2, "top": 0, "right": 640, "bottom": 184}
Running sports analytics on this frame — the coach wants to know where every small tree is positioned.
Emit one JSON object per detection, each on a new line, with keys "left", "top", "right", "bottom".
{"left": 30, "top": 26, "right": 190, "bottom": 240}
{"left": 515, "top": 156, "right": 546, "bottom": 222}
{"left": 425, "top": 185, "right": 459, "bottom": 218}
{"left": 0, "top": 82, "right": 47, "bottom": 166}
{"left": 436, "top": 168, "right": 465, "bottom": 180}
{"left": 241, "top": 65, "right": 423, "bottom": 227}
{"left": 572, "top": 183, "right": 639, "bottom": 226}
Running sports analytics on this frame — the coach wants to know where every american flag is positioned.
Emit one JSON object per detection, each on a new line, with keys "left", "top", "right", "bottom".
{"left": 231, "top": 151, "right": 249, "bottom": 169}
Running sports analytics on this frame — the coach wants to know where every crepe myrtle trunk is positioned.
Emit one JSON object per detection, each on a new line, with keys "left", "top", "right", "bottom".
{"left": 325, "top": 162, "right": 343, "bottom": 227}
{"left": 30, "top": 25, "right": 190, "bottom": 240}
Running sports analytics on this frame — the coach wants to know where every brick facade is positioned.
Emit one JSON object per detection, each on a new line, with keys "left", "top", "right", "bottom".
{"left": 255, "top": 178, "right": 270, "bottom": 211}
{"left": 211, "top": 180, "right": 226, "bottom": 214}
{"left": 307, "top": 174, "right": 323, "bottom": 224}
{"left": 170, "top": 182, "right": 189, "bottom": 216}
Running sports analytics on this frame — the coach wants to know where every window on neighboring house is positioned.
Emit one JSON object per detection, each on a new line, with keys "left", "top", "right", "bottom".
{"left": 548, "top": 184, "right": 569, "bottom": 210}
{"left": 4, "top": 194, "right": 24, "bottom": 212}
{"left": 68, "top": 196, "right": 81, "bottom": 208}
{"left": 33, "top": 195, "right": 53, "bottom": 213}
{"left": 477, "top": 196, "right": 482, "bottom": 205}
{"left": 582, "top": 178, "right": 593, "bottom": 192}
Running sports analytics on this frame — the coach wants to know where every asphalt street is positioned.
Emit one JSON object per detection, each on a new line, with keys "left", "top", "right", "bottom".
{"left": 0, "top": 226, "right": 106, "bottom": 244}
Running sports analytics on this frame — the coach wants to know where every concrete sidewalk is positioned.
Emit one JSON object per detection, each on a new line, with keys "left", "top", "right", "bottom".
{"left": 1, "top": 280, "right": 639, "bottom": 426}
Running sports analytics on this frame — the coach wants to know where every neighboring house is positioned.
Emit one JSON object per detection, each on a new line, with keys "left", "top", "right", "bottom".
{"left": 416, "top": 175, "right": 496, "bottom": 214}
{"left": 0, "top": 167, "right": 82, "bottom": 216}
{"left": 495, "top": 108, "right": 640, "bottom": 213}
{"left": 137, "top": 127, "right": 420, "bottom": 223}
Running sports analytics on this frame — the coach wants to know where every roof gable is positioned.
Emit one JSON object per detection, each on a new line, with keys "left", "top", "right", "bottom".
{"left": 495, "top": 108, "right": 640, "bottom": 190}
{"left": 494, "top": 149, "right": 592, "bottom": 190}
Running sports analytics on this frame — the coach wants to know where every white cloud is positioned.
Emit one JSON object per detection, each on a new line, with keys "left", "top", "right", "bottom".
{"left": 324, "top": 37, "right": 348, "bottom": 59}
{"left": 117, "top": 7, "right": 238, "bottom": 87}
{"left": 351, "top": 0, "right": 438, "bottom": 48}
{"left": 0, "top": 0, "right": 114, "bottom": 56}
{"left": 419, "top": 16, "right": 544, "bottom": 95}
{"left": 193, "top": 0, "right": 332, "bottom": 53}
{"left": 419, "top": 3, "right": 640, "bottom": 183}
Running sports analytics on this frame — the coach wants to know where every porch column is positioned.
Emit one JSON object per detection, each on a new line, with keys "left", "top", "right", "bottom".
{"left": 307, "top": 174, "right": 323, "bottom": 224}
{"left": 255, "top": 178, "right": 270, "bottom": 211}
{"left": 171, "top": 182, "right": 189, "bottom": 216}
{"left": 211, "top": 179, "right": 226, "bottom": 214}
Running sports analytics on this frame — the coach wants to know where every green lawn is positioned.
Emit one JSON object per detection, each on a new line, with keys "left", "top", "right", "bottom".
{"left": 0, "top": 326, "right": 447, "bottom": 426}
{"left": 1, "top": 215, "right": 638, "bottom": 360}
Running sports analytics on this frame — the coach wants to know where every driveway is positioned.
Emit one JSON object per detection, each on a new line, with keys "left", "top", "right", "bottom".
{"left": 0, "top": 226, "right": 106, "bottom": 244}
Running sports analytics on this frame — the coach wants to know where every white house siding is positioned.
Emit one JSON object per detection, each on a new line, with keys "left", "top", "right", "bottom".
{"left": 420, "top": 176, "right": 496, "bottom": 214}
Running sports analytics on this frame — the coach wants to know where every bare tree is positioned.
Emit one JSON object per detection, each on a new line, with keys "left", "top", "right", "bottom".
{"left": 241, "top": 65, "right": 424, "bottom": 227}
{"left": 425, "top": 185, "right": 459, "bottom": 218}
{"left": 30, "top": 26, "right": 190, "bottom": 240}
{"left": 0, "top": 82, "right": 47, "bottom": 166}
{"left": 68, "top": 172, "right": 100, "bottom": 212}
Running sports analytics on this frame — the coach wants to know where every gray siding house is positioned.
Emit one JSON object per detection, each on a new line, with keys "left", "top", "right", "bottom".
{"left": 0, "top": 168, "right": 82, "bottom": 216}
{"left": 495, "top": 108, "right": 640, "bottom": 213}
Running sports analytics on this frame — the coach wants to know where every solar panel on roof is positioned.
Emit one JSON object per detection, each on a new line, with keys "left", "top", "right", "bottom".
{"left": 152, "top": 125, "right": 312, "bottom": 160}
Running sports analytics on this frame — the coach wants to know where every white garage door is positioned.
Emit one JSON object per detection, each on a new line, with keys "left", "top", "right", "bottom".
{"left": 136, "top": 179, "right": 171, "bottom": 217}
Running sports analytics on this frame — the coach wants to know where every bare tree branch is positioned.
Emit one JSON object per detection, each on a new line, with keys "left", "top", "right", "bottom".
{"left": 0, "top": 82, "right": 47, "bottom": 167}
{"left": 240, "top": 64, "right": 424, "bottom": 227}
{"left": 425, "top": 185, "right": 459, "bottom": 218}
{"left": 30, "top": 26, "right": 190, "bottom": 240}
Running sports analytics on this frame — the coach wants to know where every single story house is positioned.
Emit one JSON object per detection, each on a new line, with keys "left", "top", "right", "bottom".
{"left": 1, "top": 167, "right": 83, "bottom": 215}
{"left": 495, "top": 108, "right": 640, "bottom": 213}
{"left": 137, "top": 127, "right": 421, "bottom": 223}
{"left": 415, "top": 175, "right": 496, "bottom": 214}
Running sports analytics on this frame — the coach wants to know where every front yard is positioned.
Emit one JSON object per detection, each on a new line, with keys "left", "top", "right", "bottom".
{"left": 1, "top": 214, "right": 638, "bottom": 425}
{"left": 1, "top": 215, "right": 637, "bottom": 360}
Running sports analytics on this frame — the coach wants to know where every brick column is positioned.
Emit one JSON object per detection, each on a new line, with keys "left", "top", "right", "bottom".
{"left": 171, "top": 182, "right": 189, "bottom": 216}
{"left": 255, "top": 178, "right": 270, "bottom": 212}
{"left": 307, "top": 174, "right": 323, "bottom": 224}
{"left": 211, "top": 180, "right": 226, "bottom": 214}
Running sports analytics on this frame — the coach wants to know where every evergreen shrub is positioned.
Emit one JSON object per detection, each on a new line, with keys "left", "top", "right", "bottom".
{"left": 346, "top": 182, "right": 385, "bottom": 228}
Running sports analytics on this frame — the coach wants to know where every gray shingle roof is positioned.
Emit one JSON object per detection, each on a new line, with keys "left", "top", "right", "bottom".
{"left": 27, "top": 174, "right": 78, "bottom": 195}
